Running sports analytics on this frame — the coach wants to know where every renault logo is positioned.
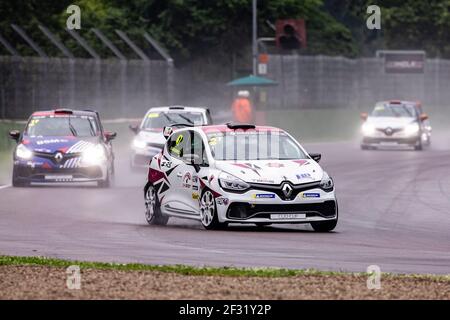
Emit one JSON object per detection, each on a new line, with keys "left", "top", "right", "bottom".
{"left": 54, "top": 152, "right": 63, "bottom": 163}
{"left": 281, "top": 183, "right": 293, "bottom": 198}
{"left": 385, "top": 127, "right": 393, "bottom": 136}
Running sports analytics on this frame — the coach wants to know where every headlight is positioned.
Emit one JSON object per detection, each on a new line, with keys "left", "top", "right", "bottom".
{"left": 404, "top": 123, "right": 420, "bottom": 136}
{"left": 219, "top": 171, "right": 250, "bottom": 192}
{"left": 320, "top": 172, "right": 334, "bottom": 192}
{"left": 133, "top": 138, "right": 147, "bottom": 149}
{"left": 81, "top": 144, "right": 106, "bottom": 165}
{"left": 362, "top": 123, "right": 375, "bottom": 136}
{"left": 16, "top": 144, "right": 33, "bottom": 160}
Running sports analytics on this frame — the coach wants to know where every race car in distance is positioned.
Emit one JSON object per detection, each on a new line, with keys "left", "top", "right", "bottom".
{"left": 129, "top": 106, "right": 213, "bottom": 169}
{"left": 8, "top": 109, "right": 116, "bottom": 187}
{"left": 144, "top": 123, "right": 338, "bottom": 231}
{"left": 360, "top": 100, "right": 431, "bottom": 150}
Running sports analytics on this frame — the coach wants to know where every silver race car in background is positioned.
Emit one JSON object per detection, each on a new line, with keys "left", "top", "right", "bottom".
{"left": 360, "top": 100, "right": 431, "bottom": 150}
{"left": 129, "top": 106, "right": 213, "bottom": 168}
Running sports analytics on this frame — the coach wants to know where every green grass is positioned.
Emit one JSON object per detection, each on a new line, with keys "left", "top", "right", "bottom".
{"left": 0, "top": 255, "right": 449, "bottom": 281}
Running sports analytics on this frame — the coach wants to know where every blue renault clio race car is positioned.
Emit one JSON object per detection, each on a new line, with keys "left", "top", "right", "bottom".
{"left": 8, "top": 109, "right": 116, "bottom": 187}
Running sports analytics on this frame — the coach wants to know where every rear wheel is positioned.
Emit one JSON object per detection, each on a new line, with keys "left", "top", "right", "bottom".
{"left": 200, "top": 190, "right": 227, "bottom": 230}
{"left": 145, "top": 184, "right": 169, "bottom": 225}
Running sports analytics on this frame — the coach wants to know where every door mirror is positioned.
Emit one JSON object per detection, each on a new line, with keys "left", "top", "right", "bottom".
{"left": 360, "top": 112, "right": 368, "bottom": 121}
{"left": 419, "top": 113, "right": 429, "bottom": 121}
{"left": 9, "top": 130, "right": 20, "bottom": 142}
{"left": 309, "top": 153, "right": 322, "bottom": 163}
{"left": 129, "top": 124, "right": 139, "bottom": 135}
{"left": 163, "top": 126, "right": 173, "bottom": 140}
{"left": 104, "top": 131, "right": 117, "bottom": 142}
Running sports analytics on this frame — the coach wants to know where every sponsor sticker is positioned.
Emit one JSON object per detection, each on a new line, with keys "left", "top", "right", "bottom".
{"left": 296, "top": 173, "right": 312, "bottom": 180}
{"left": 192, "top": 192, "right": 199, "bottom": 200}
{"left": 252, "top": 193, "right": 275, "bottom": 199}
{"left": 161, "top": 161, "right": 172, "bottom": 169}
{"left": 301, "top": 192, "right": 320, "bottom": 198}
{"left": 176, "top": 134, "right": 184, "bottom": 145}
{"left": 251, "top": 178, "right": 275, "bottom": 184}
{"left": 147, "top": 113, "right": 159, "bottom": 118}
{"left": 36, "top": 139, "right": 69, "bottom": 145}
{"left": 182, "top": 172, "right": 192, "bottom": 188}
{"left": 266, "top": 162, "right": 284, "bottom": 168}
{"left": 216, "top": 197, "right": 229, "bottom": 206}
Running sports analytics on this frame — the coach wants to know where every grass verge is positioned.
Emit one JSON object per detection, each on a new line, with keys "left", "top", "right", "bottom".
{"left": 1, "top": 255, "right": 449, "bottom": 281}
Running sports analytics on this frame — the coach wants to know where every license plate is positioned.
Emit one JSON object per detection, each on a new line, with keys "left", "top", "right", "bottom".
{"left": 45, "top": 175, "right": 73, "bottom": 180}
{"left": 270, "top": 213, "right": 306, "bottom": 220}
{"left": 380, "top": 141, "right": 398, "bottom": 145}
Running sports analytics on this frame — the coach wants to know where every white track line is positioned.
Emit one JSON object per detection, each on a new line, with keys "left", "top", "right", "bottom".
{"left": 0, "top": 185, "right": 11, "bottom": 190}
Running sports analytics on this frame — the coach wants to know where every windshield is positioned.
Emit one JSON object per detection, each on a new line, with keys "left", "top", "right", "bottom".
{"left": 207, "top": 131, "right": 308, "bottom": 161}
{"left": 142, "top": 111, "right": 204, "bottom": 129}
{"left": 371, "top": 104, "right": 417, "bottom": 118}
{"left": 26, "top": 115, "right": 99, "bottom": 137}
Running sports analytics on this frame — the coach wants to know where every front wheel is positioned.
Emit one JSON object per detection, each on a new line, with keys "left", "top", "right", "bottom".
{"left": 12, "top": 166, "right": 28, "bottom": 187}
{"left": 144, "top": 184, "right": 169, "bottom": 225}
{"left": 311, "top": 205, "right": 338, "bottom": 232}
{"left": 98, "top": 172, "right": 111, "bottom": 188}
{"left": 414, "top": 140, "right": 423, "bottom": 151}
{"left": 311, "top": 219, "right": 337, "bottom": 232}
{"left": 199, "top": 190, "right": 227, "bottom": 230}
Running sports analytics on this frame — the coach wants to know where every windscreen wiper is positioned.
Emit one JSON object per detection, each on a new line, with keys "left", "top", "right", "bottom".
{"left": 162, "top": 113, "right": 175, "bottom": 123}
{"left": 68, "top": 117, "right": 78, "bottom": 136}
{"left": 178, "top": 114, "right": 194, "bottom": 124}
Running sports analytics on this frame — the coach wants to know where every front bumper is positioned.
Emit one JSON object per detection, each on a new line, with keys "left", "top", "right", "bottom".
{"left": 216, "top": 186, "right": 337, "bottom": 224}
{"left": 13, "top": 161, "right": 106, "bottom": 183}
{"left": 361, "top": 135, "right": 420, "bottom": 147}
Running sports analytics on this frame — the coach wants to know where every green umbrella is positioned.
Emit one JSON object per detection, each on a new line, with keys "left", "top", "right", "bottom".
{"left": 227, "top": 75, "right": 278, "bottom": 87}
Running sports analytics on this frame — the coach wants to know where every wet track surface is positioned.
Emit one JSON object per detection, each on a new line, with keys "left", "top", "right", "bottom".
{"left": 0, "top": 134, "right": 450, "bottom": 274}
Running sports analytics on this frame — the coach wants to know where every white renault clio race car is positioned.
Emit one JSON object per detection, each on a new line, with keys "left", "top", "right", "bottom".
{"left": 129, "top": 106, "right": 213, "bottom": 168}
{"left": 144, "top": 123, "right": 338, "bottom": 231}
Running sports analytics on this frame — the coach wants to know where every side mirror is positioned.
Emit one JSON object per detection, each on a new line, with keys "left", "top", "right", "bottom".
{"left": 419, "top": 113, "right": 429, "bottom": 121}
{"left": 104, "top": 131, "right": 117, "bottom": 142}
{"left": 309, "top": 153, "right": 322, "bottom": 163}
{"left": 129, "top": 124, "right": 139, "bottom": 135}
{"left": 9, "top": 130, "right": 20, "bottom": 142}
{"left": 360, "top": 112, "right": 368, "bottom": 121}
{"left": 163, "top": 126, "right": 173, "bottom": 140}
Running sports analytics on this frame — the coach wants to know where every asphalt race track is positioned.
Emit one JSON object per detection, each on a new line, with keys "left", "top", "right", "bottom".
{"left": 1, "top": 133, "right": 450, "bottom": 275}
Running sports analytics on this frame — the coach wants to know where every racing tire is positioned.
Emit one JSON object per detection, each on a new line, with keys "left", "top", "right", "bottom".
{"left": 12, "top": 166, "right": 28, "bottom": 187}
{"left": 144, "top": 184, "right": 169, "bottom": 226}
{"left": 199, "top": 189, "right": 227, "bottom": 230}
{"left": 414, "top": 139, "right": 423, "bottom": 151}
{"left": 311, "top": 205, "right": 338, "bottom": 232}
{"left": 97, "top": 172, "right": 111, "bottom": 188}
{"left": 360, "top": 144, "right": 369, "bottom": 150}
